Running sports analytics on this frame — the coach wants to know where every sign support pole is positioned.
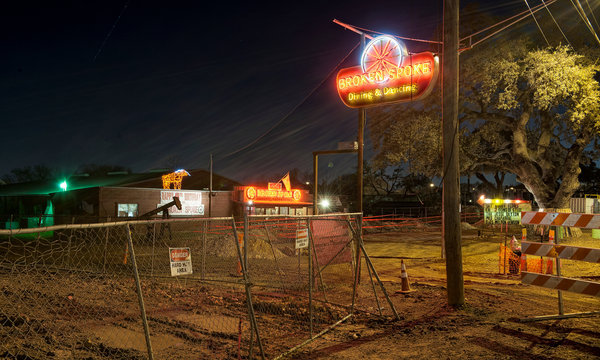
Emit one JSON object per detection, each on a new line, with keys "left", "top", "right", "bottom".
{"left": 443, "top": 0, "right": 464, "bottom": 306}
{"left": 209, "top": 153, "right": 213, "bottom": 218}
{"left": 313, "top": 153, "right": 318, "bottom": 215}
{"left": 357, "top": 33, "right": 366, "bottom": 214}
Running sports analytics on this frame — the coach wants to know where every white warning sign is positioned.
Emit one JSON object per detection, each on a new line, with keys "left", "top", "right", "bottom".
{"left": 169, "top": 247, "right": 193, "bottom": 276}
{"left": 159, "top": 191, "right": 204, "bottom": 216}
{"left": 296, "top": 228, "right": 309, "bottom": 249}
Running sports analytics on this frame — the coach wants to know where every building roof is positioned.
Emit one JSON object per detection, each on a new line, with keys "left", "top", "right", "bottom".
{"left": 0, "top": 169, "right": 240, "bottom": 196}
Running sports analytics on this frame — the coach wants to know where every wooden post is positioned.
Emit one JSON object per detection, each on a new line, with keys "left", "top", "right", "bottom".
{"left": 553, "top": 226, "right": 564, "bottom": 315}
{"left": 443, "top": 0, "right": 464, "bottom": 306}
{"left": 357, "top": 33, "right": 366, "bottom": 214}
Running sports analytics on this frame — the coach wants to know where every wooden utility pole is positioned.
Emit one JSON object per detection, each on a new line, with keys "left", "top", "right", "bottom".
{"left": 357, "top": 33, "right": 366, "bottom": 213}
{"left": 443, "top": 0, "right": 464, "bottom": 306}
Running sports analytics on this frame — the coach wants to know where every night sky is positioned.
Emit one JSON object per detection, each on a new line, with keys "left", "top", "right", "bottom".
{"left": 1, "top": 0, "right": 543, "bottom": 183}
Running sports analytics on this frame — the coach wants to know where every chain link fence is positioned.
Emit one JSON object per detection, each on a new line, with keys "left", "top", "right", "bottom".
{"left": 242, "top": 214, "right": 398, "bottom": 359}
{"left": 0, "top": 213, "right": 396, "bottom": 359}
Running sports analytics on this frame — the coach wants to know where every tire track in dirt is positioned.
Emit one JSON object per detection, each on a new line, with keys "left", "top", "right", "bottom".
{"left": 468, "top": 336, "right": 565, "bottom": 360}
{"left": 492, "top": 322, "right": 600, "bottom": 358}
{"left": 296, "top": 305, "right": 464, "bottom": 359}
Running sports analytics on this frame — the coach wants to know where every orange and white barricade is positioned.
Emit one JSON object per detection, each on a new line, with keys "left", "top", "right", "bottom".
{"left": 520, "top": 211, "right": 600, "bottom": 321}
{"left": 521, "top": 211, "right": 600, "bottom": 229}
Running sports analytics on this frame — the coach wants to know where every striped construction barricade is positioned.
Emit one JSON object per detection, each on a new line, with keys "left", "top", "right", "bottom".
{"left": 521, "top": 211, "right": 600, "bottom": 229}
{"left": 521, "top": 272, "right": 600, "bottom": 297}
{"left": 520, "top": 211, "right": 600, "bottom": 321}
{"left": 521, "top": 241, "right": 600, "bottom": 264}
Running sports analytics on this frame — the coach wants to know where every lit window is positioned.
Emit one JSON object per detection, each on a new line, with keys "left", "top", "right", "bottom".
{"left": 117, "top": 203, "right": 138, "bottom": 217}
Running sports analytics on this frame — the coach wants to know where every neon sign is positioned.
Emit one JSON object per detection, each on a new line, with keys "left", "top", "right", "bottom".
{"left": 336, "top": 35, "right": 438, "bottom": 108}
{"left": 237, "top": 172, "right": 311, "bottom": 205}
{"left": 245, "top": 186, "right": 302, "bottom": 202}
{"left": 162, "top": 169, "right": 190, "bottom": 190}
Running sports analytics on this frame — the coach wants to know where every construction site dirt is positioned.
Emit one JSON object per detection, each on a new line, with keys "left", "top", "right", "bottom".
{"left": 293, "top": 228, "right": 600, "bottom": 359}
{"left": 1, "top": 227, "right": 599, "bottom": 359}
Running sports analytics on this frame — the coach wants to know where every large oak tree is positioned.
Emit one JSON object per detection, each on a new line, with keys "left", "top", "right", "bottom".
{"left": 368, "top": 43, "right": 600, "bottom": 210}
{"left": 461, "top": 43, "right": 600, "bottom": 209}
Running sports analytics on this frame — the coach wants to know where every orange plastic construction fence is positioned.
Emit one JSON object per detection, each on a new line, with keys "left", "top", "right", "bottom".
{"left": 498, "top": 244, "right": 521, "bottom": 274}
{"left": 522, "top": 255, "right": 553, "bottom": 275}
{"left": 498, "top": 245, "right": 553, "bottom": 275}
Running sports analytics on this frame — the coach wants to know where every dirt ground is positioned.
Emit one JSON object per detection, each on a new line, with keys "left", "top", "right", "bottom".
{"left": 294, "top": 227, "right": 600, "bottom": 359}
{"left": 2, "top": 225, "right": 599, "bottom": 359}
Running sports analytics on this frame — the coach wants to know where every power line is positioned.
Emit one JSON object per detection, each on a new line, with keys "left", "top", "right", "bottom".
{"left": 570, "top": 0, "right": 600, "bottom": 45}
{"left": 334, "top": 19, "right": 443, "bottom": 44}
{"left": 336, "top": 2, "right": 558, "bottom": 54}
{"left": 541, "top": 0, "right": 572, "bottom": 47}
{"left": 466, "top": 0, "right": 557, "bottom": 49}
{"left": 523, "top": 0, "right": 550, "bottom": 46}
{"left": 461, "top": 0, "right": 558, "bottom": 42}
{"left": 584, "top": 0, "right": 600, "bottom": 31}
{"left": 221, "top": 41, "right": 361, "bottom": 159}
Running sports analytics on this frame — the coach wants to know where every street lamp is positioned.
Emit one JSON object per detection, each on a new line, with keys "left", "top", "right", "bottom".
{"left": 320, "top": 199, "right": 330, "bottom": 212}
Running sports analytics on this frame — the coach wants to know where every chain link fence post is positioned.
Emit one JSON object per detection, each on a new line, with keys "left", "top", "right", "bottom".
{"left": 125, "top": 224, "right": 154, "bottom": 360}
{"left": 102, "top": 218, "right": 110, "bottom": 273}
{"left": 232, "top": 217, "right": 265, "bottom": 359}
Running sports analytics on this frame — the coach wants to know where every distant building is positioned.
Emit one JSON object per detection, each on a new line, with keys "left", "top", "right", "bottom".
{"left": 0, "top": 168, "right": 314, "bottom": 229}
{"left": 0, "top": 169, "right": 239, "bottom": 227}
{"left": 570, "top": 196, "right": 600, "bottom": 214}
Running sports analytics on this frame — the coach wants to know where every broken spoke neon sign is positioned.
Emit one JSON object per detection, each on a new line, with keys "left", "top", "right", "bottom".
{"left": 336, "top": 35, "right": 439, "bottom": 108}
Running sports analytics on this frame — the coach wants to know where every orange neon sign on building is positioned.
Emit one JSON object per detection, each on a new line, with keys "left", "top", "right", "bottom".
{"left": 162, "top": 169, "right": 190, "bottom": 190}
{"left": 238, "top": 172, "right": 310, "bottom": 205}
{"left": 336, "top": 35, "right": 438, "bottom": 108}
{"left": 245, "top": 186, "right": 302, "bottom": 202}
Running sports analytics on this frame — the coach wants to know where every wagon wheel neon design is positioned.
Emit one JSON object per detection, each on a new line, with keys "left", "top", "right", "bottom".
{"left": 361, "top": 35, "right": 406, "bottom": 78}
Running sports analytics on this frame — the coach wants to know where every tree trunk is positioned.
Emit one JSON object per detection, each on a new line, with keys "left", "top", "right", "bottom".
{"left": 509, "top": 106, "right": 585, "bottom": 210}
{"left": 519, "top": 180, "right": 571, "bottom": 209}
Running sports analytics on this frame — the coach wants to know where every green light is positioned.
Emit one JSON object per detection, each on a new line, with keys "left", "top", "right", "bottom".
{"left": 59, "top": 181, "right": 68, "bottom": 191}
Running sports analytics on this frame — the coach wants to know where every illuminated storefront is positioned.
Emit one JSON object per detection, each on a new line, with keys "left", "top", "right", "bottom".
{"left": 1, "top": 169, "right": 315, "bottom": 223}
{"left": 477, "top": 195, "right": 532, "bottom": 224}
{"left": 234, "top": 174, "right": 313, "bottom": 216}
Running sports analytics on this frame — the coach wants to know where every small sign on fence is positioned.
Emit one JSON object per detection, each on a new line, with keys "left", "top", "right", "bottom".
{"left": 169, "top": 247, "right": 193, "bottom": 276}
{"left": 296, "top": 228, "right": 308, "bottom": 249}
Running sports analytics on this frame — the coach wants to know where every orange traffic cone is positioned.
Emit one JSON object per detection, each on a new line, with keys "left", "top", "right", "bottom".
{"left": 398, "top": 260, "right": 414, "bottom": 293}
